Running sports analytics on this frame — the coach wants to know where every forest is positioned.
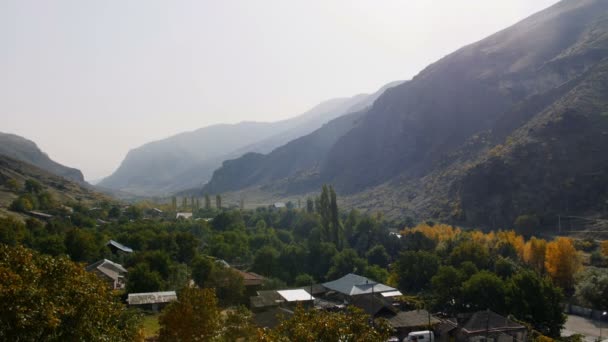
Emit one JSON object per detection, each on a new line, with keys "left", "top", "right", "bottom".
{"left": 1, "top": 181, "right": 608, "bottom": 341}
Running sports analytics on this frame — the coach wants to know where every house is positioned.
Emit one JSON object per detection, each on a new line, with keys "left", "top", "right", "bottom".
{"left": 107, "top": 240, "right": 133, "bottom": 253}
{"left": 456, "top": 310, "right": 527, "bottom": 342}
{"left": 127, "top": 291, "right": 177, "bottom": 312}
{"left": 321, "top": 273, "right": 398, "bottom": 301}
{"left": 86, "top": 259, "right": 127, "bottom": 290}
{"left": 233, "top": 269, "right": 265, "bottom": 297}
{"left": 273, "top": 202, "right": 285, "bottom": 209}
{"left": 387, "top": 310, "right": 441, "bottom": 341}
{"left": 176, "top": 212, "right": 193, "bottom": 219}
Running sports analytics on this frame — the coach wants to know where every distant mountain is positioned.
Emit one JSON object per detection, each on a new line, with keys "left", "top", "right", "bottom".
{"left": 99, "top": 82, "right": 402, "bottom": 197}
{"left": 0, "top": 132, "right": 84, "bottom": 182}
{"left": 202, "top": 0, "right": 608, "bottom": 228}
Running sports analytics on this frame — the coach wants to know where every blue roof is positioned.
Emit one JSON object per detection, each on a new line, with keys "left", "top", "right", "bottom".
{"left": 107, "top": 240, "right": 133, "bottom": 253}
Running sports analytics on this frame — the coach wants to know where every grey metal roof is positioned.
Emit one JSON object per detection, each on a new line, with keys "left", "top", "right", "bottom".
{"left": 86, "top": 259, "right": 127, "bottom": 281}
{"left": 128, "top": 291, "right": 177, "bottom": 305}
{"left": 107, "top": 240, "right": 133, "bottom": 253}
{"left": 387, "top": 310, "right": 441, "bottom": 329}
{"left": 322, "top": 273, "right": 397, "bottom": 296}
{"left": 461, "top": 310, "right": 525, "bottom": 334}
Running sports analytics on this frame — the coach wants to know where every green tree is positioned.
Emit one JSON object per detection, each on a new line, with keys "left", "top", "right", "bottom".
{"left": 366, "top": 244, "right": 389, "bottom": 268}
{"left": 24, "top": 179, "right": 43, "bottom": 193}
{"left": 319, "top": 185, "right": 331, "bottom": 242}
{"left": 206, "top": 265, "right": 245, "bottom": 307}
{"left": 449, "top": 240, "right": 490, "bottom": 269}
{"left": 329, "top": 186, "right": 342, "bottom": 248}
{"left": 64, "top": 228, "right": 98, "bottom": 262}
{"left": 205, "top": 194, "right": 211, "bottom": 210}
{"left": 191, "top": 255, "right": 215, "bottom": 287}
{"left": 127, "top": 263, "right": 164, "bottom": 293}
{"left": 158, "top": 287, "right": 221, "bottom": 342}
{"left": 0, "top": 216, "right": 27, "bottom": 246}
{"left": 306, "top": 198, "right": 314, "bottom": 213}
{"left": 326, "top": 248, "right": 367, "bottom": 280}
{"left": 0, "top": 245, "right": 141, "bottom": 341}
{"left": 395, "top": 250, "right": 440, "bottom": 293}
{"left": 252, "top": 246, "right": 280, "bottom": 278}
{"left": 216, "top": 194, "right": 222, "bottom": 210}
{"left": 508, "top": 270, "right": 565, "bottom": 338}
{"left": 431, "top": 266, "right": 463, "bottom": 311}
{"left": 461, "top": 271, "right": 507, "bottom": 313}
{"left": 574, "top": 267, "right": 608, "bottom": 311}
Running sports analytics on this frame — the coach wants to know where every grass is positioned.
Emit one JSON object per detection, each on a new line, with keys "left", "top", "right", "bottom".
{"left": 141, "top": 313, "right": 161, "bottom": 338}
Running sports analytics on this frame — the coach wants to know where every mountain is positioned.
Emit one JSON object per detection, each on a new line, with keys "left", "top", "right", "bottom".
{"left": 0, "top": 132, "right": 84, "bottom": 182}
{"left": 0, "top": 155, "right": 107, "bottom": 217}
{"left": 99, "top": 82, "right": 401, "bottom": 197}
{"left": 202, "top": 0, "right": 608, "bottom": 228}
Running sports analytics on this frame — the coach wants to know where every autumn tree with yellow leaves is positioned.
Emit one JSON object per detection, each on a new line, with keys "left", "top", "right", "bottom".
{"left": 544, "top": 237, "right": 582, "bottom": 291}
{"left": 523, "top": 237, "right": 548, "bottom": 273}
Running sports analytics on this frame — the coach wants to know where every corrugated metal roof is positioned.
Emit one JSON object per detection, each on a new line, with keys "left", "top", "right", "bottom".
{"left": 322, "top": 273, "right": 396, "bottom": 296}
{"left": 381, "top": 290, "right": 403, "bottom": 297}
{"left": 128, "top": 291, "right": 177, "bottom": 305}
{"left": 277, "top": 289, "right": 314, "bottom": 302}
{"left": 107, "top": 240, "right": 133, "bottom": 253}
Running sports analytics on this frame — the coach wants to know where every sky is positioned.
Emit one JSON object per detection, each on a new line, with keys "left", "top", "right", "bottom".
{"left": 0, "top": 0, "right": 560, "bottom": 181}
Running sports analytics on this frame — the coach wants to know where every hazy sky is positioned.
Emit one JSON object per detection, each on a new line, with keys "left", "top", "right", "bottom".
{"left": 1, "top": 0, "right": 559, "bottom": 181}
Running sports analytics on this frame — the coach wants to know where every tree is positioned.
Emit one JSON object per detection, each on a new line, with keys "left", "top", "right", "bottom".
{"left": 205, "top": 194, "right": 211, "bottom": 210}
{"left": 601, "top": 240, "right": 608, "bottom": 257}
{"left": 575, "top": 268, "right": 608, "bottom": 311}
{"left": 545, "top": 237, "right": 581, "bottom": 291}
{"left": 206, "top": 265, "right": 245, "bottom": 307}
{"left": 64, "top": 228, "right": 98, "bottom": 262}
{"left": 449, "top": 240, "right": 490, "bottom": 269}
{"left": 326, "top": 248, "right": 367, "bottom": 280}
{"left": 127, "top": 263, "right": 164, "bottom": 293}
{"left": 507, "top": 270, "right": 565, "bottom": 337}
{"left": 524, "top": 237, "right": 547, "bottom": 273}
{"left": 294, "top": 273, "right": 315, "bottom": 287}
{"left": 329, "top": 186, "right": 342, "bottom": 248}
{"left": 24, "top": 179, "right": 43, "bottom": 193}
{"left": 306, "top": 198, "right": 314, "bottom": 213}
{"left": 461, "top": 271, "right": 507, "bottom": 313}
{"left": 0, "top": 216, "right": 27, "bottom": 246}
{"left": 171, "top": 196, "right": 177, "bottom": 210}
{"left": 431, "top": 266, "right": 463, "bottom": 311}
{"left": 258, "top": 306, "right": 392, "bottom": 342}
{"left": 216, "top": 194, "right": 222, "bottom": 210}
{"left": 319, "top": 185, "right": 331, "bottom": 242}
{"left": 252, "top": 246, "right": 280, "bottom": 278}
{"left": 514, "top": 214, "right": 540, "bottom": 235}
{"left": 0, "top": 245, "right": 141, "bottom": 341}
{"left": 395, "top": 251, "right": 440, "bottom": 293}
{"left": 191, "top": 255, "right": 215, "bottom": 287}
{"left": 158, "top": 288, "right": 221, "bottom": 342}
{"left": 366, "top": 244, "right": 389, "bottom": 268}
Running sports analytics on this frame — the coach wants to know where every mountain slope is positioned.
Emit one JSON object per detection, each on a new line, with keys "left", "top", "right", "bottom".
{"left": 0, "top": 155, "right": 107, "bottom": 216}
{"left": 0, "top": 132, "right": 84, "bottom": 182}
{"left": 202, "top": 0, "right": 608, "bottom": 228}
{"left": 99, "top": 86, "right": 398, "bottom": 197}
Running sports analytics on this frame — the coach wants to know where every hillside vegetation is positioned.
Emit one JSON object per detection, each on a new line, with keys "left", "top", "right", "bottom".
{"left": 201, "top": 0, "right": 608, "bottom": 229}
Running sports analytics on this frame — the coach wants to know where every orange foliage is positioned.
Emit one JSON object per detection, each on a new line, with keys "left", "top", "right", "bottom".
{"left": 601, "top": 240, "right": 608, "bottom": 257}
{"left": 523, "top": 237, "right": 547, "bottom": 273}
{"left": 494, "top": 230, "right": 525, "bottom": 259}
{"left": 544, "top": 237, "right": 582, "bottom": 289}
{"left": 401, "top": 223, "right": 461, "bottom": 243}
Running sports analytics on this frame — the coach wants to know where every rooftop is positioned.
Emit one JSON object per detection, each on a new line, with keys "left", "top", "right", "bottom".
{"left": 322, "top": 273, "right": 397, "bottom": 296}
{"left": 461, "top": 310, "right": 525, "bottom": 334}
{"left": 107, "top": 240, "right": 133, "bottom": 253}
{"left": 277, "top": 289, "right": 314, "bottom": 302}
{"left": 128, "top": 291, "right": 177, "bottom": 305}
{"left": 387, "top": 310, "right": 441, "bottom": 329}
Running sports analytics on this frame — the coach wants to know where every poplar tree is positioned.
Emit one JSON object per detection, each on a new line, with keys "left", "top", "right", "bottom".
{"left": 216, "top": 194, "right": 222, "bottom": 210}
{"left": 204, "top": 194, "right": 211, "bottom": 210}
